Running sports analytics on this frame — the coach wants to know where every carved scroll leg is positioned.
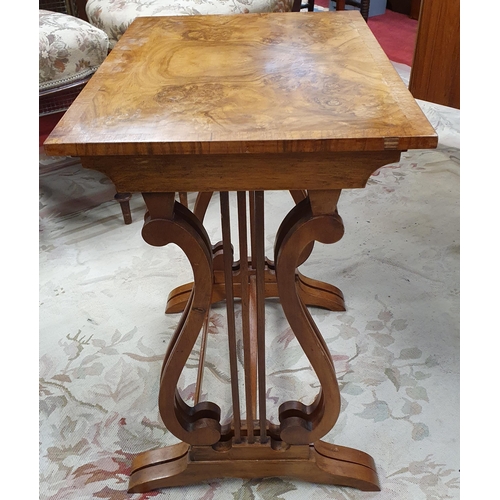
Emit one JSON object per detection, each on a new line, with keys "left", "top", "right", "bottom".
{"left": 273, "top": 189, "right": 380, "bottom": 487}
{"left": 275, "top": 191, "right": 344, "bottom": 445}
{"left": 141, "top": 193, "right": 222, "bottom": 448}
{"left": 288, "top": 190, "right": 345, "bottom": 310}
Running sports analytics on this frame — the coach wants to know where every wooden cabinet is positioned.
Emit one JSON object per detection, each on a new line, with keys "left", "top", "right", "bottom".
{"left": 409, "top": 0, "right": 421, "bottom": 20}
{"left": 409, "top": 0, "right": 460, "bottom": 109}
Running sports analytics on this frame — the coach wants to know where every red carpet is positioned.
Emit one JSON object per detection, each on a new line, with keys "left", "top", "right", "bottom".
{"left": 39, "top": 8, "right": 417, "bottom": 146}
{"left": 366, "top": 9, "right": 417, "bottom": 66}
{"left": 314, "top": 3, "right": 417, "bottom": 66}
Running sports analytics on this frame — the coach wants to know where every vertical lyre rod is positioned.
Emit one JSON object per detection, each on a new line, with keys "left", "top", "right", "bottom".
{"left": 253, "top": 191, "right": 267, "bottom": 442}
{"left": 219, "top": 192, "right": 242, "bottom": 442}
{"left": 249, "top": 192, "right": 256, "bottom": 269}
{"left": 237, "top": 192, "right": 255, "bottom": 443}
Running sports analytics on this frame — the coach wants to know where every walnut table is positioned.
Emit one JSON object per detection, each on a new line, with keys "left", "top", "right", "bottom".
{"left": 44, "top": 11, "right": 438, "bottom": 493}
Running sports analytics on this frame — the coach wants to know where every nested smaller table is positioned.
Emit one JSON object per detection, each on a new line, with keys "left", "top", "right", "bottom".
{"left": 44, "top": 11, "right": 437, "bottom": 493}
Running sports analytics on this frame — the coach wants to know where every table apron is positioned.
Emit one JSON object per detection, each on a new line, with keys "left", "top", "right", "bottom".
{"left": 80, "top": 151, "right": 402, "bottom": 193}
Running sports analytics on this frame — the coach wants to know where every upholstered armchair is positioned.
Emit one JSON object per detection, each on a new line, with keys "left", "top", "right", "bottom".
{"left": 39, "top": 5, "right": 109, "bottom": 116}
{"left": 39, "top": 2, "right": 133, "bottom": 224}
{"left": 77, "top": 0, "right": 300, "bottom": 49}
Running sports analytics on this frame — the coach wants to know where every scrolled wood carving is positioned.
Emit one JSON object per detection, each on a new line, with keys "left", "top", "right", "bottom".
{"left": 274, "top": 196, "right": 344, "bottom": 445}
{"left": 142, "top": 197, "right": 221, "bottom": 445}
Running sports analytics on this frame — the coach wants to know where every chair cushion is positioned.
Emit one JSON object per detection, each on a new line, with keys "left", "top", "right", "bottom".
{"left": 39, "top": 10, "right": 109, "bottom": 91}
{"left": 86, "top": 0, "right": 295, "bottom": 48}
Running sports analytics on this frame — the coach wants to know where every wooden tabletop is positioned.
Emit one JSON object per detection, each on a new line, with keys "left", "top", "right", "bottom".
{"left": 44, "top": 12, "right": 437, "bottom": 157}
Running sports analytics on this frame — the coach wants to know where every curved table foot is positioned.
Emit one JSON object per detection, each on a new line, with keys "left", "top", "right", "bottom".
{"left": 128, "top": 439, "right": 379, "bottom": 493}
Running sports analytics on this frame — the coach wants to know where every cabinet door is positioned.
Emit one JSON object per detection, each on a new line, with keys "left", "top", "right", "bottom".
{"left": 408, "top": 0, "right": 460, "bottom": 109}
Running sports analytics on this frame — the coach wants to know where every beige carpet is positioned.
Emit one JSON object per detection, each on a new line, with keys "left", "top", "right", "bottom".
{"left": 39, "top": 63, "right": 459, "bottom": 499}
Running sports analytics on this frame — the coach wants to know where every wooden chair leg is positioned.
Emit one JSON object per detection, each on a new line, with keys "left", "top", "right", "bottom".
{"left": 293, "top": 0, "right": 315, "bottom": 10}
{"left": 306, "top": 0, "right": 315, "bottom": 11}
{"left": 115, "top": 192, "right": 132, "bottom": 224}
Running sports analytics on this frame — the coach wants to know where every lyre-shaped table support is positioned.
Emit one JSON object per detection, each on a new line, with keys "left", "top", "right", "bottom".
{"left": 130, "top": 189, "right": 380, "bottom": 493}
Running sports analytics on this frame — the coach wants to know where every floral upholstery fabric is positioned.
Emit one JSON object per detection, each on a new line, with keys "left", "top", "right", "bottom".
{"left": 86, "top": 0, "right": 295, "bottom": 48}
{"left": 39, "top": 10, "right": 109, "bottom": 91}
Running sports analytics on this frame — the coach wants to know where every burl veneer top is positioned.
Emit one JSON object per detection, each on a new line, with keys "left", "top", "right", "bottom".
{"left": 44, "top": 12, "right": 437, "bottom": 157}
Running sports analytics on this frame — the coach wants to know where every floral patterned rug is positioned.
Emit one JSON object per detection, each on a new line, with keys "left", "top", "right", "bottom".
{"left": 39, "top": 64, "right": 459, "bottom": 499}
